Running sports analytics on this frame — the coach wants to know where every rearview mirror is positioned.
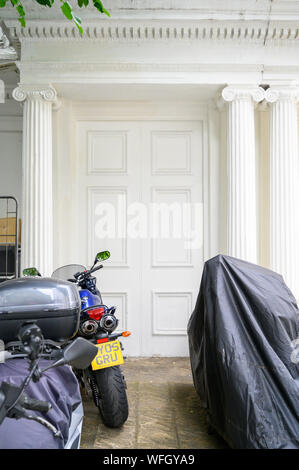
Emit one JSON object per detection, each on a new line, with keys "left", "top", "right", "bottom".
{"left": 23, "top": 267, "right": 41, "bottom": 277}
{"left": 63, "top": 337, "right": 98, "bottom": 369}
{"left": 41, "top": 338, "right": 98, "bottom": 373}
{"left": 96, "top": 251, "right": 110, "bottom": 262}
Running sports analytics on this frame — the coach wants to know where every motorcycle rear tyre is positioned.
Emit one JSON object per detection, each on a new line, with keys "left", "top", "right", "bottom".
{"left": 93, "top": 365, "right": 128, "bottom": 428}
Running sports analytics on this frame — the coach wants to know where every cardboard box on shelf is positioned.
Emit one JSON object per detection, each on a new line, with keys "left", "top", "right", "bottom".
{"left": 0, "top": 218, "right": 21, "bottom": 245}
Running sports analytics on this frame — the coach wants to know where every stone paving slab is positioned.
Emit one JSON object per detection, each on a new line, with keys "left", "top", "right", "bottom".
{"left": 80, "top": 357, "right": 228, "bottom": 449}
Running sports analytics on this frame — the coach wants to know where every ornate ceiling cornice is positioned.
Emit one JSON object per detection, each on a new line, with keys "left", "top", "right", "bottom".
{"left": 4, "top": 19, "right": 299, "bottom": 43}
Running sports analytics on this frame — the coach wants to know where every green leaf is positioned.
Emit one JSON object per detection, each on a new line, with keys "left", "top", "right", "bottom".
{"left": 73, "top": 15, "right": 83, "bottom": 35}
{"left": 92, "top": 0, "right": 109, "bottom": 16}
{"left": 3, "top": 0, "right": 109, "bottom": 31}
{"left": 93, "top": 0, "right": 104, "bottom": 12}
{"left": 17, "top": 4, "right": 25, "bottom": 16}
{"left": 35, "top": 0, "right": 53, "bottom": 7}
{"left": 18, "top": 16, "right": 26, "bottom": 27}
{"left": 74, "top": 15, "right": 82, "bottom": 24}
{"left": 61, "top": 1, "right": 73, "bottom": 20}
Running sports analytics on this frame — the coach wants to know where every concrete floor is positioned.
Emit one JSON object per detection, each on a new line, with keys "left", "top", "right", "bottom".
{"left": 80, "top": 357, "right": 228, "bottom": 449}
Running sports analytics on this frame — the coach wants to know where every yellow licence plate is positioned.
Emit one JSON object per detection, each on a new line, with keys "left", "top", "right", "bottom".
{"left": 91, "top": 340, "right": 124, "bottom": 370}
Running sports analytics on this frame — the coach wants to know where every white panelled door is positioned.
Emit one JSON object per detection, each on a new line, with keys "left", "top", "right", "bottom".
{"left": 76, "top": 119, "right": 203, "bottom": 356}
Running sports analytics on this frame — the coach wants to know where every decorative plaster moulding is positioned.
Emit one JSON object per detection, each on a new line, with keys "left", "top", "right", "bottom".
{"left": 12, "top": 84, "right": 57, "bottom": 102}
{"left": 0, "top": 25, "right": 17, "bottom": 60}
{"left": 14, "top": 62, "right": 299, "bottom": 88}
{"left": 264, "top": 86, "right": 299, "bottom": 103}
{"left": 12, "top": 84, "right": 61, "bottom": 110}
{"left": 222, "top": 85, "right": 265, "bottom": 103}
{"left": 5, "top": 19, "right": 299, "bottom": 43}
{"left": 16, "top": 62, "right": 264, "bottom": 73}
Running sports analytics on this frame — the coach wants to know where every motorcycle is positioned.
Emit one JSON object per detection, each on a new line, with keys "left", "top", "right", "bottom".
{"left": 24, "top": 250, "right": 130, "bottom": 428}
{"left": 0, "top": 322, "right": 97, "bottom": 449}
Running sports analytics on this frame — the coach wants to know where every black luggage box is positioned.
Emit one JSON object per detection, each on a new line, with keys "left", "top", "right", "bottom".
{"left": 0, "top": 277, "right": 80, "bottom": 343}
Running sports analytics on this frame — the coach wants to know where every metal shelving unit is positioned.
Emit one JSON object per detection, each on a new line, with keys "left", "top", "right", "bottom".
{"left": 0, "top": 196, "right": 19, "bottom": 282}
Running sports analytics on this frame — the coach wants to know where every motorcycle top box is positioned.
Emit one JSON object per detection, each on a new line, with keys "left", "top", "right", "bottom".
{"left": 0, "top": 277, "right": 80, "bottom": 343}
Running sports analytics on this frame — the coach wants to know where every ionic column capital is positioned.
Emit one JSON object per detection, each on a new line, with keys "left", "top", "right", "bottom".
{"left": 221, "top": 85, "right": 265, "bottom": 103}
{"left": 264, "top": 86, "right": 299, "bottom": 104}
{"left": 12, "top": 84, "right": 57, "bottom": 104}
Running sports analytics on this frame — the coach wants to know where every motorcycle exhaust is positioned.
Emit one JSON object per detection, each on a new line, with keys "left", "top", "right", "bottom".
{"left": 99, "top": 314, "right": 118, "bottom": 333}
{"left": 80, "top": 319, "right": 99, "bottom": 337}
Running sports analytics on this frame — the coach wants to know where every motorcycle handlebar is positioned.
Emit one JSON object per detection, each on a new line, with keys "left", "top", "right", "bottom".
{"left": 75, "top": 264, "right": 103, "bottom": 282}
{"left": 20, "top": 394, "right": 52, "bottom": 413}
{"left": 90, "top": 264, "right": 103, "bottom": 274}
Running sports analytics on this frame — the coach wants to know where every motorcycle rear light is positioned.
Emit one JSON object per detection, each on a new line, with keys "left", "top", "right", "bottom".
{"left": 87, "top": 307, "right": 106, "bottom": 321}
{"left": 97, "top": 338, "right": 108, "bottom": 344}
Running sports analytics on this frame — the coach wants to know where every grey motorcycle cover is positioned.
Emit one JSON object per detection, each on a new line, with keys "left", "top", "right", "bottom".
{"left": 0, "top": 359, "right": 81, "bottom": 449}
{"left": 188, "top": 255, "right": 299, "bottom": 449}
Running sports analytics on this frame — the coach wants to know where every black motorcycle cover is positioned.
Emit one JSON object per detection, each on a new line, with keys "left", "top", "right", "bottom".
{"left": 0, "top": 359, "right": 82, "bottom": 449}
{"left": 188, "top": 254, "right": 299, "bottom": 449}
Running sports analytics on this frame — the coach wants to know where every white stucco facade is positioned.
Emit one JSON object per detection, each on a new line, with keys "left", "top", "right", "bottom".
{"left": 1, "top": 0, "right": 299, "bottom": 355}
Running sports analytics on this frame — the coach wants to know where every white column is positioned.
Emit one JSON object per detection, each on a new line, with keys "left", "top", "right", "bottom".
{"left": 265, "top": 87, "right": 299, "bottom": 297}
{"left": 222, "top": 85, "right": 264, "bottom": 263}
{"left": 12, "top": 85, "right": 57, "bottom": 276}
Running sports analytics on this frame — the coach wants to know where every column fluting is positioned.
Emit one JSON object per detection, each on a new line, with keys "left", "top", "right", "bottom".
{"left": 265, "top": 86, "right": 299, "bottom": 297}
{"left": 12, "top": 85, "right": 57, "bottom": 276}
{"left": 222, "top": 85, "right": 265, "bottom": 263}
